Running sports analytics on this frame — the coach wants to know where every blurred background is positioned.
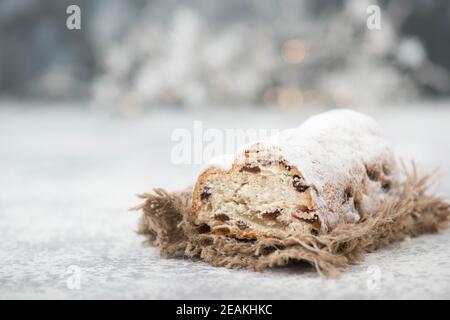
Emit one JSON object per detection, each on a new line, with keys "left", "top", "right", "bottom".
{"left": 1, "top": 0, "right": 450, "bottom": 111}
{"left": 1, "top": 0, "right": 450, "bottom": 299}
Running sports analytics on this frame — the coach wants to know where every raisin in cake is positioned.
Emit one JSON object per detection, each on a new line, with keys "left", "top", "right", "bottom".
{"left": 192, "top": 109, "right": 399, "bottom": 239}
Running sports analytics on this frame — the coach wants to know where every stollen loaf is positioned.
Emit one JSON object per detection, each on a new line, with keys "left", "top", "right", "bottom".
{"left": 192, "top": 109, "right": 399, "bottom": 239}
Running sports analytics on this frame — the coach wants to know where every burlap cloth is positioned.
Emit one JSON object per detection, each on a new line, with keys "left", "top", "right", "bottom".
{"left": 132, "top": 167, "right": 449, "bottom": 277}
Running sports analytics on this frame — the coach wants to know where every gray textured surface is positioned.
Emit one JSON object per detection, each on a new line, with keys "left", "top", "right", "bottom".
{"left": 1, "top": 102, "right": 449, "bottom": 299}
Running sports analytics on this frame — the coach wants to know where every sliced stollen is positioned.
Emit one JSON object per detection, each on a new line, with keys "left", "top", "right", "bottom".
{"left": 192, "top": 109, "right": 399, "bottom": 239}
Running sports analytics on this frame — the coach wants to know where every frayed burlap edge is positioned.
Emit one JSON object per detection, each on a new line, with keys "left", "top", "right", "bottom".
{"left": 131, "top": 167, "right": 449, "bottom": 277}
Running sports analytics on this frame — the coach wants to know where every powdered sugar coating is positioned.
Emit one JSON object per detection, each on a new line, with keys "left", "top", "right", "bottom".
{"left": 267, "top": 109, "right": 398, "bottom": 230}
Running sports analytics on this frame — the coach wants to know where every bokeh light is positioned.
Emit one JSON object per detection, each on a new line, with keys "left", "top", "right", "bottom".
{"left": 281, "top": 39, "right": 306, "bottom": 64}
{"left": 277, "top": 87, "right": 304, "bottom": 111}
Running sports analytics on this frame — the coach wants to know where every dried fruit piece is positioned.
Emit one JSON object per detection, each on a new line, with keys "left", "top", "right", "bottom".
{"left": 240, "top": 164, "right": 261, "bottom": 174}
{"left": 292, "top": 175, "right": 309, "bottom": 192}
{"left": 214, "top": 214, "right": 230, "bottom": 222}
{"left": 280, "top": 160, "right": 292, "bottom": 171}
{"left": 200, "top": 186, "right": 211, "bottom": 201}
{"left": 261, "top": 210, "right": 282, "bottom": 220}
{"left": 366, "top": 165, "right": 380, "bottom": 181}
{"left": 342, "top": 186, "right": 353, "bottom": 204}
{"left": 197, "top": 224, "right": 211, "bottom": 233}
{"left": 382, "top": 180, "right": 391, "bottom": 192}
{"left": 236, "top": 220, "right": 249, "bottom": 230}
{"left": 257, "top": 158, "right": 277, "bottom": 166}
